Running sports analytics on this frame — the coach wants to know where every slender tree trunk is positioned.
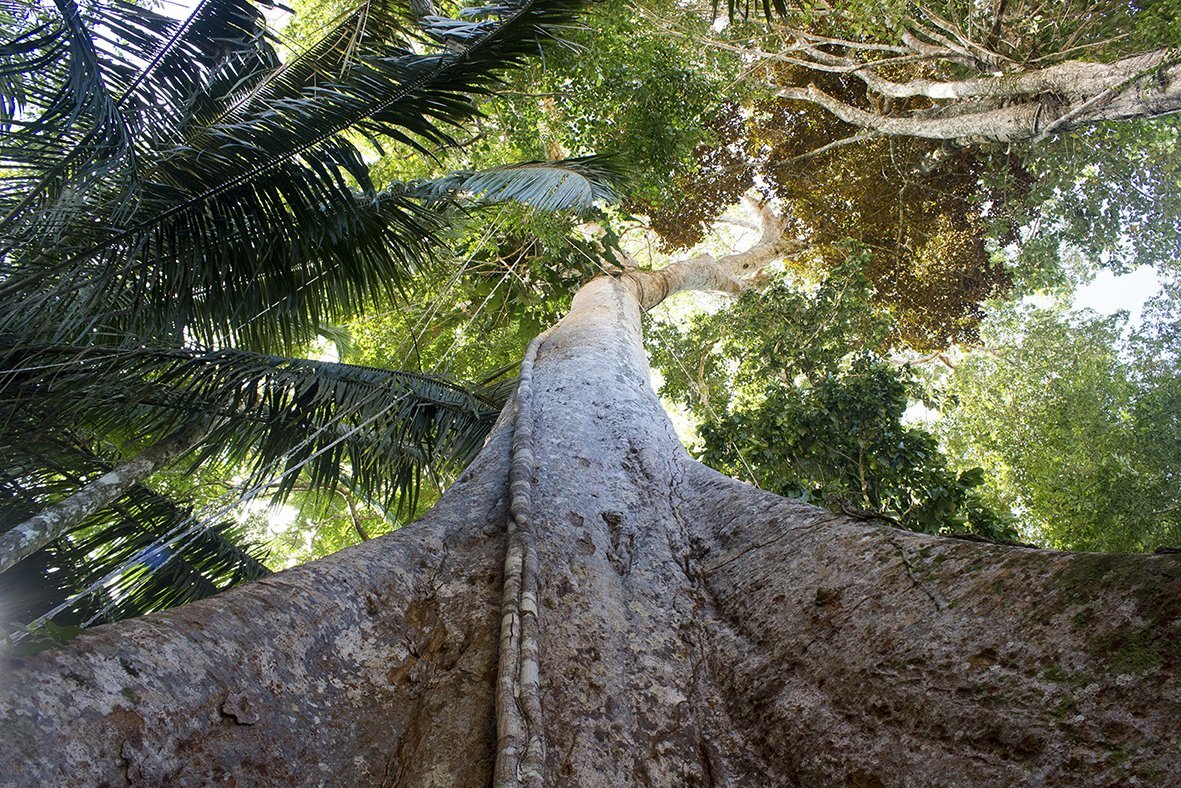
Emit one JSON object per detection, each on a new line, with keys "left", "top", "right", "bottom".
{"left": 1, "top": 271, "right": 1178, "bottom": 785}
{"left": 0, "top": 419, "right": 209, "bottom": 575}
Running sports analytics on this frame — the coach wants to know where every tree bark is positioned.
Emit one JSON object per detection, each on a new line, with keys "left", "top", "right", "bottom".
{"left": 856, "top": 50, "right": 1173, "bottom": 101}
{"left": 1, "top": 267, "right": 1179, "bottom": 784}
{"left": 780, "top": 49, "right": 1181, "bottom": 143}
{"left": 0, "top": 418, "right": 210, "bottom": 575}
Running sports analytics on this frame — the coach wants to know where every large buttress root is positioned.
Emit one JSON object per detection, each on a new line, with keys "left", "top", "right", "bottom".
{"left": 0, "top": 272, "right": 1178, "bottom": 785}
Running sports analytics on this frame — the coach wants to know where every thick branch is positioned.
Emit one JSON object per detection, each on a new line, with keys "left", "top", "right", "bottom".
{"left": 781, "top": 53, "right": 1181, "bottom": 143}
{"left": 857, "top": 49, "right": 1172, "bottom": 101}
{"left": 620, "top": 203, "right": 805, "bottom": 311}
{"left": 781, "top": 83, "right": 1043, "bottom": 141}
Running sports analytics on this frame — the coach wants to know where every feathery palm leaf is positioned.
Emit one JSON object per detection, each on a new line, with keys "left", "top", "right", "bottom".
{"left": 0, "top": 0, "right": 588, "bottom": 351}
{"left": 407, "top": 155, "right": 622, "bottom": 213}
{"left": 0, "top": 0, "right": 275, "bottom": 234}
{"left": 0, "top": 339, "right": 506, "bottom": 510}
{"left": 0, "top": 429, "right": 270, "bottom": 639}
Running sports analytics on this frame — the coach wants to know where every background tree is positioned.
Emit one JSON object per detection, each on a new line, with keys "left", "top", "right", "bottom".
{"left": 936, "top": 297, "right": 1181, "bottom": 551}
{"left": 648, "top": 253, "right": 1011, "bottom": 536}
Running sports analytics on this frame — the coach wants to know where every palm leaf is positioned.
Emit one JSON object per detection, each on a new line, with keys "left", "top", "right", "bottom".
{"left": 0, "top": 340, "right": 506, "bottom": 511}
{"left": 0, "top": 0, "right": 588, "bottom": 351}
{"left": 406, "top": 155, "right": 623, "bottom": 214}
{"left": 0, "top": 0, "right": 579, "bottom": 633}
{"left": 0, "top": 0, "right": 274, "bottom": 236}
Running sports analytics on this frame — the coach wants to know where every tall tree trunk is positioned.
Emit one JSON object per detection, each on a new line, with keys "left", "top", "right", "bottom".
{"left": 0, "top": 418, "right": 210, "bottom": 575}
{"left": 1, "top": 272, "right": 1178, "bottom": 785}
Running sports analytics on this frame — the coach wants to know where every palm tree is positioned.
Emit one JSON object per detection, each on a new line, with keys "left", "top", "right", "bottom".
{"left": 0, "top": 0, "right": 615, "bottom": 641}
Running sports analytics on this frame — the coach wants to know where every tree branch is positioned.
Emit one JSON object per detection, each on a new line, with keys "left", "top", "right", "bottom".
{"left": 779, "top": 51, "right": 1181, "bottom": 144}
{"left": 790, "top": 131, "right": 882, "bottom": 161}
{"left": 620, "top": 199, "right": 806, "bottom": 310}
{"left": 855, "top": 49, "right": 1172, "bottom": 101}
{"left": 779, "top": 84, "right": 1042, "bottom": 141}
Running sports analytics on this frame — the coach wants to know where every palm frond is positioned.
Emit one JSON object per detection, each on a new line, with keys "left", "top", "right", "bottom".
{"left": 211, "top": 0, "right": 412, "bottom": 125}
{"left": 117, "top": 0, "right": 277, "bottom": 135}
{"left": 0, "top": 0, "right": 576, "bottom": 629}
{"left": 0, "top": 340, "right": 506, "bottom": 511}
{"left": 54, "top": 490, "right": 271, "bottom": 626}
{"left": 406, "top": 155, "right": 623, "bottom": 214}
{"left": 0, "top": 0, "right": 588, "bottom": 350}
{"left": 0, "top": 0, "right": 274, "bottom": 236}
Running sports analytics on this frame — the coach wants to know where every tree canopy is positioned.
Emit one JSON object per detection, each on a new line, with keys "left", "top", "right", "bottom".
{"left": 936, "top": 296, "right": 1181, "bottom": 551}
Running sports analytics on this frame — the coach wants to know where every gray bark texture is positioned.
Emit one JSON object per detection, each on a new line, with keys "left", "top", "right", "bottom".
{"left": 780, "top": 48, "right": 1181, "bottom": 143}
{"left": 1, "top": 274, "right": 1179, "bottom": 785}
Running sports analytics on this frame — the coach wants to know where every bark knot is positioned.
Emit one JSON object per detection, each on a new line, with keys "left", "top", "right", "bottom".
{"left": 220, "top": 691, "right": 261, "bottom": 725}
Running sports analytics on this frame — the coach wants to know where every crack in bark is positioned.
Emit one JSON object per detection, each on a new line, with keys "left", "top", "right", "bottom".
{"left": 669, "top": 460, "right": 727, "bottom": 786}
{"left": 885, "top": 536, "right": 944, "bottom": 612}
{"left": 703, "top": 514, "right": 844, "bottom": 573}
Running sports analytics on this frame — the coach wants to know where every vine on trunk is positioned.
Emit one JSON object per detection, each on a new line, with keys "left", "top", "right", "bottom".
{"left": 494, "top": 330, "right": 550, "bottom": 787}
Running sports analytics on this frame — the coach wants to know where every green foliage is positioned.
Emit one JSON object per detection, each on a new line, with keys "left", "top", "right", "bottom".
{"left": 767, "top": 0, "right": 1174, "bottom": 62}
{"left": 1014, "top": 118, "right": 1181, "bottom": 281}
{"left": 345, "top": 201, "right": 621, "bottom": 381}
{"left": 641, "top": 0, "right": 1181, "bottom": 347}
{"left": 937, "top": 299, "right": 1181, "bottom": 551}
{"left": 1127, "top": 0, "right": 1181, "bottom": 49}
{"left": 700, "top": 355, "right": 1009, "bottom": 536}
{"left": 458, "top": 0, "right": 743, "bottom": 211}
{"left": 239, "top": 482, "right": 410, "bottom": 568}
{"left": 650, "top": 256, "right": 1011, "bottom": 537}
{"left": 650, "top": 251, "right": 892, "bottom": 406}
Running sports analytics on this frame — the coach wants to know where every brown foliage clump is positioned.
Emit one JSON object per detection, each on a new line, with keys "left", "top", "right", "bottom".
{"left": 643, "top": 68, "right": 1032, "bottom": 350}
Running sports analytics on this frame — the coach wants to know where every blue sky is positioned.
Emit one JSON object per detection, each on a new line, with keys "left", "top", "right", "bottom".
{"left": 1073, "top": 265, "right": 1161, "bottom": 325}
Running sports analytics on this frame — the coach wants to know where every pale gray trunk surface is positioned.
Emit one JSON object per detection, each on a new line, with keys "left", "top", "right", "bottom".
{"left": 1, "top": 277, "right": 1178, "bottom": 785}
{"left": 782, "top": 48, "right": 1181, "bottom": 143}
